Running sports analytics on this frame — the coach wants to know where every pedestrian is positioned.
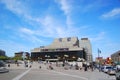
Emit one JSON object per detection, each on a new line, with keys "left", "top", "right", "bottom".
{"left": 79, "top": 66, "right": 82, "bottom": 70}
{"left": 84, "top": 64, "right": 87, "bottom": 71}
{"left": 8, "top": 63, "right": 10, "bottom": 67}
{"left": 39, "top": 66, "right": 41, "bottom": 69}
{"left": 17, "top": 62, "right": 19, "bottom": 67}
{"left": 29, "top": 65, "right": 32, "bottom": 68}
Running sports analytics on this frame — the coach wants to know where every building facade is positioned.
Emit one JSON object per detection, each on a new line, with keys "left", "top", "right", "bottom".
{"left": 15, "top": 52, "right": 30, "bottom": 59}
{"left": 111, "top": 50, "right": 120, "bottom": 63}
{"left": 0, "top": 49, "right": 6, "bottom": 56}
{"left": 31, "top": 37, "right": 92, "bottom": 62}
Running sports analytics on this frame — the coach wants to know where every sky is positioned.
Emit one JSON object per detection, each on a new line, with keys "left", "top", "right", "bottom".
{"left": 0, "top": 0, "right": 120, "bottom": 60}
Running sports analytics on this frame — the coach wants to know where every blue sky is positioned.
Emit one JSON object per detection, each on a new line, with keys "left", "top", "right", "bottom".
{"left": 0, "top": 0, "right": 120, "bottom": 59}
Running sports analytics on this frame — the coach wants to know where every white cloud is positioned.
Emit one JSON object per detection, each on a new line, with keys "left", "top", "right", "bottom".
{"left": 20, "top": 27, "right": 34, "bottom": 35}
{"left": 55, "top": 0, "right": 71, "bottom": 15}
{"left": 55, "top": 0, "right": 73, "bottom": 27}
{"left": 102, "top": 8, "right": 120, "bottom": 18}
{"left": 39, "top": 15, "right": 83, "bottom": 38}
{"left": 19, "top": 27, "right": 43, "bottom": 43}
{"left": 90, "top": 32, "right": 105, "bottom": 42}
{"left": 1, "top": 0, "right": 28, "bottom": 17}
{"left": 1, "top": 0, "right": 86, "bottom": 41}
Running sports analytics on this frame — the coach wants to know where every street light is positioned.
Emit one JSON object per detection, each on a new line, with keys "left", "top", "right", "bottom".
{"left": 98, "top": 48, "right": 101, "bottom": 72}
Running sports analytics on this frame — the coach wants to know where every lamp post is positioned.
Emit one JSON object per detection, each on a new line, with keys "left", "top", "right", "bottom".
{"left": 98, "top": 49, "right": 101, "bottom": 72}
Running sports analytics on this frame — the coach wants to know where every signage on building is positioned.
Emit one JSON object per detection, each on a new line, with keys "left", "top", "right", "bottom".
{"left": 41, "top": 48, "right": 69, "bottom": 52}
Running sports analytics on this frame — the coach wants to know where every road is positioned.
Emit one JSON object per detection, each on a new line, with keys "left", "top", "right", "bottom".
{"left": 0, "top": 62, "right": 116, "bottom": 80}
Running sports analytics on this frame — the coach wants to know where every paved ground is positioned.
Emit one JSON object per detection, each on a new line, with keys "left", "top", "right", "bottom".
{"left": 0, "top": 62, "right": 116, "bottom": 80}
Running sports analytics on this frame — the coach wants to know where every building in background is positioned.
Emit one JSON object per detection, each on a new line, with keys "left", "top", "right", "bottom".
{"left": 0, "top": 49, "right": 6, "bottom": 56}
{"left": 111, "top": 50, "right": 120, "bottom": 64}
{"left": 15, "top": 51, "right": 30, "bottom": 59}
{"left": 31, "top": 37, "right": 92, "bottom": 62}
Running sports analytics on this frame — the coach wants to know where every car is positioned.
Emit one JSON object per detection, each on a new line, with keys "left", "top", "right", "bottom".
{"left": 0, "top": 67, "right": 9, "bottom": 73}
{"left": 116, "top": 70, "right": 120, "bottom": 80}
{"left": 0, "top": 60, "right": 9, "bottom": 73}
{"left": 103, "top": 66, "right": 113, "bottom": 73}
{"left": 0, "top": 60, "right": 6, "bottom": 67}
{"left": 107, "top": 68, "right": 116, "bottom": 75}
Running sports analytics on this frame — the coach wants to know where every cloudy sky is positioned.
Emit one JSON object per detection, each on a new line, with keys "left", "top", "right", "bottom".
{"left": 0, "top": 0, "right": 120, "bottom": 59}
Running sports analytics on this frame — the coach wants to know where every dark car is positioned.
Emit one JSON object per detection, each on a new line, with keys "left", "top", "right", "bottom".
{"left": 0, "top": 60, "right": 9, "bottom": 73}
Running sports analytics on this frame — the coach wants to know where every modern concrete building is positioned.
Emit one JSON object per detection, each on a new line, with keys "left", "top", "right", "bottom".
{"left": 111, "top": 50, "right": 120, "bottom": 63}
{"left": 79, "top": 38, "right": 92, "bottom": 62}
{"left": 0, "top": 49, "right": 6, "bottom": 56}
{"left": 31, "top": 37, "right": 92, "bottom": 62}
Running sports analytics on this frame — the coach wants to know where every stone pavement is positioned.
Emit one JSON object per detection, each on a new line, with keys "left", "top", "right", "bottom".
{"left": 2, "top": 61, "right": 116, "bottom": 80}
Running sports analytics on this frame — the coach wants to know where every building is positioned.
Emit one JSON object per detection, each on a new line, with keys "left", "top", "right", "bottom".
{"left": 79, "top": 38, "right": 92, "bottom": 62}
{"left": 0, "top": 49, "right": 6, "bottom": 56}
{"left": 15, "top": 52, "right": 30, "bottom": 59}
{"left": 31, "top": 37, "right": 92, "bottom": 62}
{"left": 111, "top": 50, "right": 120, "bottom": 63}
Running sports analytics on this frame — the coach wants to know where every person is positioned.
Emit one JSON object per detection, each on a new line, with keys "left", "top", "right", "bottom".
{"left": 29, "top": 65, "right": 32, "bottom": 68}
{"left": 8, "top": 63, "right": 10, "bottom": 67}
{"left": 17, "top": 62, "right": 19, "bottom": 67}
{"left": 79, "top": 66, "right": 82, "bottom": 70}
{"left": 84, "top": 64, "right": 87, "bottom": 71}
{"left": 39, "top": 65, "right": 41, "bottom": 69}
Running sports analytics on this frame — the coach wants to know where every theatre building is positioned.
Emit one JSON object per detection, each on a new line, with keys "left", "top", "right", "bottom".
{"left": 31, "top": 37, "right": 92, "bottom": 62}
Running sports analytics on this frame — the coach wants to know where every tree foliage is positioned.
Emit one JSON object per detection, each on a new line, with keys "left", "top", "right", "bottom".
{"left": 13, "top": 56, "right": 23, "bottom": 60}
{"left": 0, "top": 56, "right": 8, "bottom": 60}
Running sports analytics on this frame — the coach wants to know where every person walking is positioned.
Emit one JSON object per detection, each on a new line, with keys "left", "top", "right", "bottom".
{"left": 8, "top": 63, "right": 10, "bottom": 67}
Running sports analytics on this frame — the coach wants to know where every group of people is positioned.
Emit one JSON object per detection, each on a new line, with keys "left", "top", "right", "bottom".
{"left": 7, "top": 60, "right": 33, "bottom": 68}
{"left": 24, "top": 60, "right": 33, "bottom": 68}
{"left": 62, "top": 62, "right": 94, "bottom": 71}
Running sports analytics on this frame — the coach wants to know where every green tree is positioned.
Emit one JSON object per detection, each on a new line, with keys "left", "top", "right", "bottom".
{"left": 13, "top": 56, "right": 23, "bottom": 60}
{"left": 0, "top": 56, "right": 8, "bottom": 60}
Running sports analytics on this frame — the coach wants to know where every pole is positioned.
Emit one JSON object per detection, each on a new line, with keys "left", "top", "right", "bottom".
{"left": 98, "top": 49, "right": 100, "bottom": 72}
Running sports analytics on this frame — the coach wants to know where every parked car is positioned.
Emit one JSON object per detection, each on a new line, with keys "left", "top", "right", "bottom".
{"left": 107, "top": 68, "right": 116, "bottom": 75}
{"left": 116, "top": 70, "right": 120, "bottom": 80}
{"left": 0, "top": 60, "right": 9, "bottom": 73}
{"left": 103, "top": 66, "right": 113, "bottom": 73}
{"left": 0, "top": 60, "right": 6, "bottom": 67}
{"left": 100, "top": 66, "right": 104, "bottom": 72}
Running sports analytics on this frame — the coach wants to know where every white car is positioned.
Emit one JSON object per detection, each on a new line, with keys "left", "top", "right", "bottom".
{"left": 103, "top": 66, "right": 113, "bottom": 73}
{"left": 107, "top": 68, "right": 116, "bottom": 75}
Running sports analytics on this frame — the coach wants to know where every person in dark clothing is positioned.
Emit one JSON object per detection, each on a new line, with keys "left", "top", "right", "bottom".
{"left": 84, "top": 64, "right": 87, "bottom": 71}
{"left": 8, "top": 64, "right": 10, "bottom": 67}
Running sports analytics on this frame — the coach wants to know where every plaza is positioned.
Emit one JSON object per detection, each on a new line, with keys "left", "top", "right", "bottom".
{"left": 0, "top": 61, "right": 116, "bottom": 80}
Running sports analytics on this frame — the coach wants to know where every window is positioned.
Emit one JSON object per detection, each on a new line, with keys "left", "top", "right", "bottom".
{"left": 59, "top": 38, "right": 62, "bottom": 42}
{"left": 67, "top": 37, "right": 71, "bottom": 41}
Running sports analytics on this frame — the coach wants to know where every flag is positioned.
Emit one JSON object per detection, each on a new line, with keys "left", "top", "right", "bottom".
{"left": 98, "top": 49, "right": 101, "bottom": 53}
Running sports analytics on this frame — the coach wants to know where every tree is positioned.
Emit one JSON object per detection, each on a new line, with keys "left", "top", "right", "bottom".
{"left": 0, "top": 56, "right": 8, "bottom": 60}
{"left": 13, "top": 56, "right": 23, "bottom": 60}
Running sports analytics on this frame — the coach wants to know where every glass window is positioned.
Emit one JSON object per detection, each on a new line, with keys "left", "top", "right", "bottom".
{"left": 59, "top": 38, "right": 62, "bottom": 42}
{"left": 67, "top": 37, "right": 71, "bottom": 41}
